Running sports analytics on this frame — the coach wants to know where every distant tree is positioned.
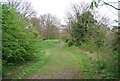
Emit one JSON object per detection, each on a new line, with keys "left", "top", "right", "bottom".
{"left": 64, "top": 3, "right": 90, "bottom": 41}
{"left": 66, "top": 3, "right": 90, "bottom": 23}
{"left": 29, "top": 17, "right": 42, "bottom": 35}
{"left": 71, "top": 11, "right": 97, "bottom": 46}
{"left": 39, "top": 13, "right": 60, "bottom": 39}
{"left": 65, "top": 2, "right": 113, "bottom": 49}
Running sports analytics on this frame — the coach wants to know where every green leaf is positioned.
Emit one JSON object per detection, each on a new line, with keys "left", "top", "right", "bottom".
{"left": 90, "top": 2, "right": 94, "bottom": 9}
{"left": 94, "top": 1, "right": 98, "bottom": 8}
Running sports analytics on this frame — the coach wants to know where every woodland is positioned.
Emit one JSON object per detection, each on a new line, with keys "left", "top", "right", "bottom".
{"left": 0, "top": 0, "right": 119, "bottom": 79}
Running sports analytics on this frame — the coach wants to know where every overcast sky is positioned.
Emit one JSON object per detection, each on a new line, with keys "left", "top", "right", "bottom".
{"left": 26, "top": 0, "right": 118, "bottom": 26}
{"left": 2, "top": 0, "right": 118, "bottom": 26}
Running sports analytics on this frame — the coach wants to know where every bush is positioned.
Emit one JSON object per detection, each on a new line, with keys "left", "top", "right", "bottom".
{"left": 2, "top": 4, "right": 41, "bottom": 66}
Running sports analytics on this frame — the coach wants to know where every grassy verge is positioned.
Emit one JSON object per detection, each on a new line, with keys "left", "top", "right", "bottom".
{"left": 64, "top": 45, "right": 100, "bottom": 79}
{"left": 63, "top": 42, "right": 118, "bottom": 79}
{"left": 64, "top": 41, "right": 118, "bottom": 79}
{"left": 3, "top": 40, "right": 60, "bottom": 79}
{"left": 80, "top": 43, "right": 118, "bottom": 79}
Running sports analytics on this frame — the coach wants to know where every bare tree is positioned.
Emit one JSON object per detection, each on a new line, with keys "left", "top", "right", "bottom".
{"left": 4, "top": 0, "right": 36, "bottom": 19}
{"left": 40, "top": 14, "right": 60, "bottom": 27}
{"left": 101, "top": 1, "right": 119, "bottom": 10}
{"left": 39, "top": 13, "right": 61, "bottom": 39}
{"left": 63, "top": 2, "right": 90, "bottom": 40}
{"left": 28, "top": 17, "right": 43, "bottom": 34}
{"left": 65, "top": 2, "right": 90, "bottom": 22}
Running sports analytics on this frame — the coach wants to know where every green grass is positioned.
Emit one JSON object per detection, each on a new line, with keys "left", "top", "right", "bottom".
{"left": 14, "top": 52, "right": 51, "bottom": 79}
{"left": 80, "top": 43, "right": 118, "bottom": 79}
{"left": 4, "top": 52, "right": 50, "bottom": 79}
{"left": 38, "top": 40, "right": 60, "bottom": 50}
{"left": 64, "top": 45, "right": 100, "bottom": 79}
{"left": 3, "top": 40, "right": 60, "bottom": 79}
{"left": 26, "top": 41, "right": 102, "bottom": 79}
{"left": 3, "top": 40, "right": 117, "bottom": 79}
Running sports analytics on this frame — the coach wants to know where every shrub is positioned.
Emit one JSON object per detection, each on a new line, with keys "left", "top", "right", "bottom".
{"left": 2, "top": 4, "right": 40, "bottom": 65}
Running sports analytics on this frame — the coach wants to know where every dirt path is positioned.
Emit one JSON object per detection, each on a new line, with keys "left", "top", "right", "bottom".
{"left": 27, "top": 44, "right": 82, "bottom": 79}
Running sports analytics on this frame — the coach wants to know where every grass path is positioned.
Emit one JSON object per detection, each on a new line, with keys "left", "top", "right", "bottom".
{"left": 27, "top": 41, "right": 101, "bottom": 79}
{"left": 4, "top": 41, "right": 101, "bottom": 79}
{"left": 28, "top": 44, "right": 82, "bottom": 79}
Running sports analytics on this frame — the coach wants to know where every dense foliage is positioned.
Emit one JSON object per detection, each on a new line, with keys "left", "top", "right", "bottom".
{"left": 71, "top": 11, "right": 97, "bottom": 46}
{"left": 2, "top": 4, "right": 41, "bottom": 72}
{"left": 64, "top": 10, "right": 118, "bottom": 78}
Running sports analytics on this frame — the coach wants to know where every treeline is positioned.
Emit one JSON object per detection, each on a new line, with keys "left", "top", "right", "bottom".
{"left": 29, "top": 14, "right": 60, "bottom": 39}
{"left": 60, "top": 3, "right": 118, "bottom": 78}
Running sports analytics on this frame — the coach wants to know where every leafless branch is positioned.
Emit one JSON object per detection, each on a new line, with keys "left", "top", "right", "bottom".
{"left": 102, "top": 1, "right": 120, "bottom": 10}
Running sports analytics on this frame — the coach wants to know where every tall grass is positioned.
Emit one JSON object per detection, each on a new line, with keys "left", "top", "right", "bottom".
{"left": 80, "top": 42, "right": 118, "bottom": 78}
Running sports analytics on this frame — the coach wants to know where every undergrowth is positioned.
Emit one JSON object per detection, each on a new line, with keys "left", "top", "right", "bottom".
{"left": 3, "top": 40, "right": 60, "bottom": 79}
{"left": 80, "top": 43, "right": 118, "bottom": 79}
{"left": 64, "top": 42, "right": 118, "bottom": 79}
